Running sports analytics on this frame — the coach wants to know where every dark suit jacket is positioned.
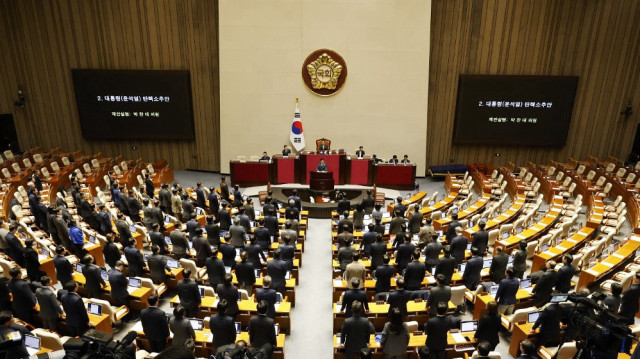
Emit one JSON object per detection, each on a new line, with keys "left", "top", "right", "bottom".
{"left": 208, "top": 193, "right": 219, "bottom": 214}
{"left": 210, "top": 313, "right": 236, "bottom": 348}
{"left": 186, "top": 220, "right": 199, "bottom": 240}
{"left": 360, "top": 231, "right": 376, "bottom": 255}
{"left": 254, "top": 227, "right": 271, "bottom": 250}
{"left": 83, "top": 263, "right": 106, "bottom": 296}
{"left": 512, "top": 249, "right": 527, "bottom": 272}
{"left": 219, "top": 209, "right": 232, "bottom": 231}
{"left": 182, "top": 200, "right": 195, "bottom": 220}
{"left": 427, "top": 284, "right": 451, "bottom": 317}
{"left": 97, "top": 211, "right": 112, "bottom": 235}
{"left": 471, "top": 230, "right": 489, "bottom": 255}
{"left": 490, "top": 253, "right": 509, "bottom": 283}
{"left": 495, "top": 277, "right": 519, "bottom": 305}
{"left": 248, "top": 314, "right": 277, "bottom": 348}
{"left": 338, "top": 246, "right": 356, "bottom": 271}
{"left": 620, "top": 284, "right": 640, "bottom": 321}
{"left": 475, "top": 313, "right": 501, "bottom": 349}
{"left": 5, "top": 233, "right": 25, "bottom": 266}
{"left": 148, "top": 254, "right": 169, "bottom": 284}
{"left": 555, "top": 264, "right": 575, "bottom": 292}
{"left": 449, "top": 235, "right": 468, "bottom": 264}
{"left": 159, "top": 189, "right": 172, "bottom": 210}
{"left": 177, "top": 278, "right": 201, "bottom": 311}
{"left": 220, "top": 242, "right": 237, "bottom": 267}
{"left": 340, "top": 316, "right": 375, "bottom": 354}
{"left": 124, "top": 245, "right": 145, "bottom": 277}
{"left": 195, "top": 188, "right": 206, "bottom": 208}
{"left": 245, "top": 243, "right": 266, "bottom": 268}
{"left": 103, "top": 242, "right": 121, "bottom": 268}
{"left": 532, "top": 304, "right": 561, "bottom": 346}
{"left": 205, "top": 223, "right": 221, "bottom": 246}
{"left": 337, "top": 200, "right": 351, "bottom": 214}
{"left": 341, "top": 289, "right": 369, "bottom": 318}
{"left": 108, "top": 269, "right": 129, "bottom": 303}
{"left": 235, "top": 261, "right": 256, "bottom": 288}
{"left": 404, "top": 260, "right": 426, "bottom": 290}
{"left": 128, "top": 197, "right": 142, "bottom": 218}
{"left": 387, "top": 289, "right": 411, "bottom": 317}
{"left": 35, "top": 286, "right": 62, "bottom": 321}
{"left": 193, "top": 236, "right": 212, "bottom": 262}
{"left": 170, "top": 230, "right": 189, "bottom": 256}
{"left": 256, "top": 288, "right": 278, "bottom": 318}
{"left": 408, "top": 212, "right": 423, "bottom": 234}
{"left": 116, "top": 220, "right": 132, "bottom": 242}
{"left": 463, "top": 256, "right": 483, "bottom": 290}
{"left": 264, "top": 216, "right": 279, "bottom": 236}
{"left": 267, "top": 259, "right": 288, "bottom": 290}
{"left": 206, "top": 257, "right": 226, "bottom": 288}
{"left": 61, "top": 292, "right": 89, "bottom": 329}
{"left": 396, "top": 243, "right": 415, "bottom": 270}
{"left": 53, "top": 254, "right": 73, "bottom": 286}
{"left": 445, "top": 221, "right": 461, "bottom": 242}
{"left": 370, "top": 242, "right": 387, "bottom": 269}
{"left": 424, "top": 241, "right": 442, "bottom": 268}
{"left": 150, "top": 231, "right": 168, "bottom": 254}
{"left": 435, "top": 256, "right": 456, "bottom": 285}
{"left": 140, "top": 306, "right": 170, "bottom": 342}
{"left": 389, "top": 216, "right": 405, "bottom": 235}
{"left": 9, "top": 278, "right": 36, "bottom": 320}
{"left": 425, "top": 315, "right": 455, "bottom": 351}
{"left": 216, "top": 283, "right": 240, "bottom": 316}
{"left": 374, "top": 265, "right": 395, "bottom": 293}
{"left": 533, "top": 270, "right": 558, "bottom": 306}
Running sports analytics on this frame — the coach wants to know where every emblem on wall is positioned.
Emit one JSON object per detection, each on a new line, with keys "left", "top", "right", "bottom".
{"left": 302, "top": 49, "right": 347, "bottom": 96}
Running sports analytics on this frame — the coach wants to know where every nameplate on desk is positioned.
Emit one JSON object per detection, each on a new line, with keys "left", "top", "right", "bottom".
{"left": 585, "top": 269, "right": 599, "bottom": 276}
{"left": 566, "top": 239, "right": 578, "bottom": 244}
{"left": 542, "top": 251, "right": 553, "bottom": 256}
{"left": 556, "top": 245, "right": 568, "bottom": 251}
{"left": 612, "top": 253, "right": 625, "bottom": 259}
{"left": 600, "top": 262, "right": 614, "bottom": 267}
{"left": 630, "top": 236, "right": 640, "bottom": 242}
{"left": 516, "top": 234, "right": 526, "bottom": 239}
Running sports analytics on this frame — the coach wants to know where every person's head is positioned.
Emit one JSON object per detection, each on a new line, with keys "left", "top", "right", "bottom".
{"left": 224, "top": 273, "right": 233, "bottom": 286}
{"left": 611, "top": 282, "right": 623, "bottom": 296}
{"left": 0, "top": 311, "right": 14, "bottom": 327}
{"left": 351, "top": 277, "right": 360, "bottom": 289}
{"left": 106, "top": 233, "right": 115, "bottom": 243}
{"left": 352, "top": 252, "right": 360, "bottom": 262}
{"left": 519, "top": 240, "right": 527, "bottom": 250}
{"left": 359, "top": 146, "right": 363, "bottom": 150}
{"left": 417, "top": 346, "right": 430, "bottom": 359}
{"left": 9, "top": 267, "right": 20, "bottom": 279}
{"left": 320, "top": 158, "right": 325, "bottom": 163}
{"left": 376, "top": 233, "right": 383, "bottom": 243}
{"left": 115, "top": 260, "right": 125, "bottom": 271}
{"left": 403, "top": 154, "right": 408, "bottom": 159}
{"left": 117, "top": 213, "right": 124, "bottom": 220}
{"left": 152, "top": 223, "right": 160, "bottom": 232}
{"left": 478, "top": 222, "right": 486, "bottom": 230}
{"left": 8, "top": 223, "right": 17, "bottom": 233}
{"left": 396, "top": 277, "right": 405, "bottom": 290}
{"left": 148, "top": 294, "right": 159, "bottom": 306}
{"left": 436, "top": 273, "right": 445, "bottom": 285}
{"left": 24, "top": 239, "right": 33, "bottom": 248}
{"left": 455, "top": 226, "right": 462, "bottom": 235}
{"left": 83, "top": 254, "right": 95, "bottom": 265}
{"left": 506, "top": 267, "right": 514, "bottom": 278}
{"left": 388, "top": 307, "right": 403, "bottom": 327}
{"left": 173, "top": 305, "right": 186, "bottom": 320}
{"left": 217, "top": 299, "right": 228, "bottom": 315}
{"left": 351, "top": 300, "right": 363, "bottom": 317}
{"left": 436, "top": 301, "right": 448, "bottom": 315}
{"left": 257, "top": 300, "right": 268, "bottom": 315}
{"left": 477, "top": 341, "right": 491, "bottom": 356}
{"left": 486, "top": 300, "right": 498, "bottom": 315}
{"left": 183, "top": 268, "right": 192, "bottom": 279}
{"left": 151, "top": 245, "right": 160, "bottom": 255}
{"left": 443, "top": 245, "right": 451, "bottom": 256}
{"left": 546, "top": 260, "right": 556, "bottom": 270}
{"left": 471, "top": 246, "right": 479, "bottom": 256}
{"left": 263, "top": 275, "right": 272, "bottom": 288}
{"left": 495, "top": 246, "right": 503, "bottom": 254}
{"left": 412, "top": 250, "right": 421, "bottom": 261}
{"left": 64, "top": 281, "right": 78, "bottom": 292}
{"left": 520, "top": 340, "right": 536, "bottom": 356}
{"left": 143, "top": 199, "right": 149, "bottom": 207}
{"left": 240, "top": 251, "right": 248, "bottom": 262}
{"left": 451, "top": 213, "right": 458, "bottom": 220}
{"left": 274, "top": 247, "right": 281, "bottom": 259}
{"left": 563, "top": 254, "right": 573, "bottom": 265}
{"left": 383, "top": 254, "right": 390, "bottom": 265}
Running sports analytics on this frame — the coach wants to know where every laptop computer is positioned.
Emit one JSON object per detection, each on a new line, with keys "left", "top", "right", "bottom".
{"left": 541, "top": 244, "right": 549, "bottom": 252}
{"left": 460, "top": 320, "right": 478, "bottom": 333}
{"left": 88, "top": 303, "right": 102, "bottom": 316}
{"left": 458, "top": 263, "right": 466, "bottom": 273}
{"left": 76, "top": 263, "right": 83, "bottom": 273}
{"left": 189, "top": 318, "right": 204, "bottom": 331}
{"left": 235, "top": 322, "right": 242, "bottom": 334}
{"left": 255, "top": 269, "right": 262, "bottom": 278}
{"left": 482, "top": 259, "right": 492, "bottom": 269}
{"left": 196, "top": 208, "right": 204, "bottom": 216}
{"left": 508, "top": 256, "right": 514, "bottom": 265}
{"left": 224, "top": 266, "right": 232, "bottom": 274}
{"left": 528, "top": 311, "right": 540, "bottom": 323}
{"left": 199, "top": 287, "right": 206, "bottom": 298}
{"left": 466, "top": 243, "right": 472, "bottom": 250}
{"left": 502, "top": 231, "right": 510, "bottom": 239}
{"left": 129, "top": 225, "right": 136, "bottom": 233}
{"left": 100, "top": 270, "right": 109, "bottom": 282}
{"left": 489, "top": 285, "right": 499, "bottom": 297}
{"left": 431, "top": 267, "right": 436, "bottom": 276}
{"left": 164, "top": 236, "right": 172, "bottom": 245}
{"left": 89, "top": 235, "right": 96, "bottom": 244}
{"left": 550, "top": 294, "right": 569, "bottom": 303}
{"left": 520, "top": 278, "right": 532, "bottom": 289}
{"left": 24, "top": 334, "right": 40, "bottom": 356}
{"left": 164, "top": 215, "right": 171, "bottom": 223}
{"left": 128, "top": 277, "right": 141, "bottom": 293}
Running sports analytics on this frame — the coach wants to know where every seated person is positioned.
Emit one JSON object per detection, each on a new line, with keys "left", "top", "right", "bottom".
{"left": 316, "top": 159, "right": 328, "bottom": 172}
{"left": 401, "top": 155, "right": 411, "bottom": 164}
{"left": 318, "top": 142, "right": 329, "bottom": 152}
{"left": 389, "top": 155, "right": 399, "bottom": 164}
{"left": 282, "top": 145, "right": 291, "bottom": 156}
{"left": 371, "top": 154, "right": 383, "bottom": 164}
{"left": 260, "top": 152, "right": 270, "bottom": 161}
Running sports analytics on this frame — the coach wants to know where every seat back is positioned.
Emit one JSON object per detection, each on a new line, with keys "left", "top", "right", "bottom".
{"left": 91, "top": 159, "right": 100, "bottom": 168}
{"left": 555, "top": 171, "right": 564, "bottom": 182}
{"left": 615, "top": 167, "right": 626, "bottom": 178}
{"left": 199, "top": 285, "right": 215, "bottom": 297}
{"left": 239, "top": 289, "right": 250, "bottom": 300}
{"left": 526, "top": 240, "right": 538, "bottom": 258}
{"left": 120, "top": 161, "right": 128, "bottom": 171}
{"left": 33, "top": 154, "right": 43, "bottom": 163}
{"left": 576, "top": 165, "right": 585, "bottom": 175}
{"left": 562, "top": 177, "right": 572, "bottom": 188}
{"left": 586, "top": 170, "right": 595, "bottom": 181}
{"left": 0, "top": 259, "right": 13, "bottom": 278}
{"left": 547, "top": 166, "right": 556, "bottom": 176}
{"left": 179, "top": 259, "right": 200, "bottom": 278}
{"left": 605, "top": 163, "right": 616, "bottom": 173}
{"left": 31, "top": 328, "right": 64, "bottom": 351}
{"left": 23, "top": 158, "right": 32, "bottom": 168}
{"left": 50, "top": 161, "right": 60, "bottom": 173}
{"left": 450, "top": 285, "right": 466, "bottom": 306}
{"left": 488, "top": 229, "right": 498, "bottom": 247}
{"left": 602, "top": 182, "right": 612, "bottom": 195}
{"left": 499, "top": 224, "right": 513, "bottom": 239}
{"left": 83, "top": 163, "right": 92, "bottom": 174}
{"left": 555, "top": 341, "right": 578, "bottom": 359}
{"left": 595, "top": 176, "right": 606, "bottom": 187}
{"left": 61, "top": 157, "right": 70, "bottom": 166}
{"left": 11, "top": 163, "right": 21, "bottom": 173}
{"left": 627, "top": 173, "right": 637, "bottom": 184}
{"left": 430, "top": 211, "right": 442, "bottom": 221}
{"left": 3, "top": 150, "right": 13, "bottom": 160}
{"left": 147, "top": 164, "right": 155, "bottom": 175}
{"left": 41, "top": 167, "right": 51, "bottom": 180}
{"left": 1, "top": 168, "right": 9, "bottom": 179}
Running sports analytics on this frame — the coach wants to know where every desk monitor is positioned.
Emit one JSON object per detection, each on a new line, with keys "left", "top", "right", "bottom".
{"left": 237, "top": 292, "right": 242, "bottom": 301}
{"left": 550, "top": 294, "right": 569, "bottom": 303}
{"left": 100, "top": 270, "right": 109, "bottom": 282}
{"left": 374, "top": 333, "right": 382, "bottom": 344}
{"left": 520, "top": 279, "right": 532, "bottom": 289}
{"left": 24, "top": 334, "right": 40, "bottom": 354}
{"left": 167, "top": 259, "right": 179, "bottom": 269}
{"left": 429, "top": 200, "right": 436, "bottom": 206}
{"left": 466, "top": 243, "right": 472, "bottom": 250}
{"left": 276, "top": 293, "right": 282, "bottom": 303}
{"left": 436, "top": 230, "right": 444, "bottom": 237}
{"left": 528, "top": 311, "right": 540, "bottom": 323}
{"left": 89, "top": 235, "right": 96, "bottom": 244}
{"left": 129, "top": 225, "right": 137, "bottom": 233}
{"left": 224, "top": 266, "right": 232, "bottom": 274}
{"left": 483, "top": 259, "right": 492, "bottom": 269}
{"left": 235, "top": 248, "right": 242, "bottom": 257}
{"left": 452, "top": 208, "right": 459, "bottom": 216}
{"left": 384, "top": 223, "right": 390, "bottom": 231}
{"left": 502, "top": 231, "right": 510, "bottom": 239}
{"left": 144, "top": 254, "right": 148, "bottom": 262}
{"left": 541, "top": 244, "right": 549, "bottom": 252}
{"left": 88, "top": 303, "right": 102, "bottom": 316}
{"left": 196, "top": 208, "right": 204, "bottom": 216}
{"left": 274, "top": 324, "right": 280, "bottom": 336}
{"left": 481, "top": 216, "right": 488, "bottom": 223}
{"left": 164, "top": 215, "right": 171, "bottom": 223}
{"left": 189, "top": 318, "right": 203, "bottom": 331}
{"left": 76, "top": 264, "right": 83, "bottom": 273}
{"left": 235, "top": 322, "right": 242, "bottom": 334}
{"left": 517, "top": 226, "right": 524, "bottom": 234}
{"left": 128, "top": 277, "right": 141, "bottom": 288}
{"left": 508, "top": 256, "right": 514, "bottom": 265}
{"left": 164, "top": 236, "right": 172, "bottom": 245}
{"left": 199, "top": 287, "right": 205, "bottom": 298}
{"left": 458, "top": 263, "right": 466, "bottom": 273}
{"left": 489, "top": 285, "right": 499, "bottom": 296}
{"left": 460, "top": 320, "right": 478, "bottom": 333}
{"left": 255, "top": 269, "right": 261, "bottom": 278}
{"left": 41, "top": 248, "right": 48, "bottom": 256}
{"left": 285, "top": 271, "right": 291, "bottom": 280}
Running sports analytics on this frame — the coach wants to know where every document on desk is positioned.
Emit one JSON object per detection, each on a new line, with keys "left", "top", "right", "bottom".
{"left": 451, "top": 333, "right": 467, "bottom": 343}
{"left": 333, "top": 279, "right": 344, "bottom": 287}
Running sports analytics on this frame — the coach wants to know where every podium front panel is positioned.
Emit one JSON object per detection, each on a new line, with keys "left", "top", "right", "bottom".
{"left": 349, "top": 158, "right": 372, "bottom": 185}
{"left": 274, "top": 156, "right": 296, "bottom": 184}
{"left": 374, "top": 164, "right": 415, "bottom": 190}
{"left": 229, "top": 161, "right": 272, "bottom": 186}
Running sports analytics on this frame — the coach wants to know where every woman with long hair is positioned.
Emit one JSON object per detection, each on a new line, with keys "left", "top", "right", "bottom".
{"left": 380, "top": 307, "right": 410, "bottom": 359}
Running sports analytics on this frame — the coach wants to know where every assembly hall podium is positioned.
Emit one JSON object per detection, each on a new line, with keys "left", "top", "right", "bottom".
{"left": 310, "top": 171, "right": 334, "bottom": 191}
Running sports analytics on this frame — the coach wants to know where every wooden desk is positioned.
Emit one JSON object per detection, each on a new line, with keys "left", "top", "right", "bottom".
{"left": 301, "top": 152, "right": 346, "bottom": 185}
{"left": 347, "top": 156, "right": 373, "bottom": 185}
{"left": 510, "top": 322, "right": 537, "bottom": 357}
{"left": 464, "top": 194, "right": 525, "bottom": 239}
{"left": 435, "top": 193, "right": 492, "bottom": 231}
{"left": 229, "top": 161, "right": 273, "bottom": 186}
{"left": 531, "top": 226, "right": 595, "bottom": 272}
{"left": 472, "top": 290, "right": 534, "bottom": 320}
{"left": 577, "top": 235, "right": 640, "bottom": 289}
{"left": 374, "top": 164, "right": 416, "bottom": 190}
{"left": 387, "top": 191, "right": 427, "bottom": 213}
{"left": 272, "top": 154, "right": 298, "bottom": 184}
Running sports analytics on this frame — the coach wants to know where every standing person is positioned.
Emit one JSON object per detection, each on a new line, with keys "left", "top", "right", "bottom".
{"left": 4, "top": 224, "right": 25, "bottom": 266}
{"left": 408, "top": 205, "right": 423, "bottom": 235}
{"left": 140, "top": 295, "right": 170, "bottom": 352}
{"left": 425, "top": 302, "right": 456, "bottom": 359}
{"left": 489, "top": 246, "right": 509, "bottom": 284}
{"left": 404, "top": 250, "right": 426, "bottom": 291}
{"left": 256, "top": 276, "right": 278, "bottom": 319}
{"left": 195, "top": 183, "right": 206, "bottom": 209}
{"left": 206, "top": 248, "right": 226, "bottom": 289}
{"left": 374, "top": 255, "right": 395, "bottom": 294}
{"left": 339, "top": 301, "right": 375, "bottom": 359}
{"left": 360, "top": 224, "right": 377, "bottom": 256}
{"left": 495, "top": 268, "right": 519, "bottom": 315}
{"left": 97, "top": 204, "right": 113, "bottom": 236}
{"left": 462, "top": 247, "right": 483, "bottom": 290}
{"left": 248, "top": 300, "right": 277, "bottom": 359}
{"left": 620, "top": 272, "right": 640, "bottom": 324}
{"left": 53, "top": 246, "right": 73, "bottom": 288}
{"left": 193, "top": 228, "right": 212, "bottom": 267}
{"left": 445, "top": 213, "right": 461, "bottom": 243}
{"left": 170, "top": 221, "right": 189, "bottom": 259}
{"left": 144, "top": 174, "right": 155, "bottom": 199}
{"left": 449, "top": 227, "right": 468, "bottom": 264}
{"left": 512, "top": 240, "right": 528, "bottom": 279}
{"left": 158, "top": 184, "right": 171, "bottom": 213}
{"left": 148, "top": 246, "right": 170, "bottom": 285}
{"left": 603, "top": 282, "right": 623, "bottom": 313}
{"left": 107, "top": 261, "right": 130, "bottom": 311}
{"left": 530, "top": 302, "right": 561, "bottom": 348}
{"left": 344, "top": 253, "right": 366, "bottom": 289}
{"left": 532, "top": 260, "right": 558, "bottom": 308}
{"left": 341, "top": 278, "right": 369, "bottom": 318}
{"left": 35, "top": 276, "right": 63, "bottom": 331}
{"left": 380, "top": 307, "right": 410, "bottom": 359}
{"left": 171, "top": 189, "right": 183, "bottom": 220}
{"left": 471, "top": 222, "right": 489, "bottom": 255}
{"left": 427, "top": 274, "right": 451, "bottom": 317}
{"left": 474, "top": 301, "right": 501, "bottom": 351}
{"left": 267, "top": 248, "right": 288, "bottom": 295}
{"left": 418, "top": 219, "right": 436, "bottom": 249}
{"left": 103, "top": 234, "right": 121, "bottom": 268}
{"left": 435, "top": 246, "right": 456, "bottom": 285}
{"left": 423, "top": 234, "right": 442, "bottom": 273}
{"left": 208, "top": 187, "right": 219, "bottom": 219}
{"left": 23, "top": 239, "right": 43, "bottom": 282}
{"left": 69, "top": 220, "right": 85, "bottom": 257}
{"left": 219, "top": 177, "right": 230, "bottom": 202}
{"left": 555, "top": 254, "right": 575, "bottom": 293}
{"left": 177, "top": 269, "right": 201, "bottom": 318}
{"left": 370, "top": 234, "right": 387, "bottom": 269}
{"left": 124, "top": 239, "right": 146, "bottom": 277}
{"left": 0, "top": 311, "right": 30, "bottom": 359}
{"left": 216, "top": 274, "right": 240, "bottom": 319}
{"left": 83, "top": 255, "right": 107, "bottom": 299}
{"left": 209, "top": 300, "right": 236, "bottom": 348}
{"left": 61, "top": 281, "right": 90, "bottom": 336}
{"left": 169, "top": 306, "right": 196, "bottom": 347}
{"left": 386, "top": 278, "right": 410, "bottom": 318}
{"left": 235, "top": 251, "right": 256, "bottom": 296}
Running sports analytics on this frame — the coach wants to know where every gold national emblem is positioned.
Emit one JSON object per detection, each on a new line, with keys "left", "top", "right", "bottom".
{"left": 302, "top": 49, "right": 347, "bottom": 96}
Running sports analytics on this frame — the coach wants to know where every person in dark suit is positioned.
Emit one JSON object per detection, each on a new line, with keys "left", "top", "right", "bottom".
{"left": 445, "top": 213, "right": 461, "bottom": 243}
{"left": 103, "top": 233, "right": 121, "bottom": 268}
{"left": 248, "top": 300, "right": 277, "bottom": 358}
{"left": 463, "top": 247, "right": 483, "bottom": 290}
{"left": 124, "top": 239, "right": 146, "bottom": 277}
{"left": 158, "top": 184, "right": 172, "bottom": 213}
{"left": 0, "top": 311, "right": 30, "bottom": 359}
{"left": 53, "top": 209, "right": 71, "bottom": 248}
{"left": 229, "top": 218, "right": 247, "bottom": 248}
{"left": 267, "top": 249, "right": 288, "bottom": 295}
{"left": 516, "top": 340, "right": 538, "bottom": 359}
{"left": 423, "top": 236, "right": 442, "bottom": 274}
{"left": 389, "top": 210, "right": 405, "bottom": 236}
{"left": 231, "top": 185, "right": 243, "bottom": 208}
{"left": 341, "top": 278, "right": 369, "bottom": 318}
{"left": 512, "top": 240, "right": 528, "bottom": 279}
{"left": 170, "top": 223, "right": 189, "bottom": 259}
{"left": 435, "top": 246, "right": 456, "bottom": 285}
{"left": 620, "top": 272, "right": 640, "bottom": 324}
{"left": 603, "top": 282, "right": 623, "bottom": 313}
{"left": 374, "top": 255, "right": 395, "bottom": 294}
{"left": 142, "top": 200, "right": 154, "bottom": 230}
{"left": 23, "top": 239, "right": 43, "bottom": 282}
{"left": 83, "top": 255, "right": 106, "bottom": 298}
{"left": 360, "top": 189, "right": 375, "bottom": 214}
{"left": 408, "top": 205, "right": 423, "bottom": 235}
{"left": 141, "top": 295, "right": 170, "bottom": 352}
{"left": 216, "top": 273, "right": 240, "bottom": 319}
{"left": 128, "top": 190, "right": 142, "bottom": 222}
{"left": 186, "top": 214, "right": 199, "bottom": 240}
{"left": 236, "top": 251, "right": 256, "bottom": 295}
{"left": 61, "top": 281, "right": 90, "bottom": 336}
{"left": 208, "top": 187, "right": 220, "bottom": 218}
{"left": 209, "top": 299, "right": 236, "bottom": 348}
{"left": 532, "top": 260, "right": 558, "bottom": 308}
{"left": 177, "top": 269, "right": 201, "bottom": 318}
{"left": 206, "top": 247, "right": 226, "bottom": 289}
{"left": 395, "top": 235, "right": 415, "bottom": 274}
{"left": 182, "top": 197, "right": 196, "bottom": 224}
{"left": 219, "top": 177, "right": 230, "bottom": 202}
{"left": 474, "top": 341, "right": 494, "bottom": 359}
{"left": 425, "top": 302, "right": 456, "bottom": 359}
{"left": 4, "top": 224, "right": 25, "bottom": 267}
{"left": 245, "top": 237, "right": 267, "bottom": 269}
{"left": 169, "top": 305, "right": 195, "bottom": 347}
{"left": 531, "top": 302, "right": 561, "bottom": 348}
{"left": 115, "top": 213, "right": 132, "bottom": 244}
{"left": 339, "top": 301, "right": 375, "bottom": 359}
{"left": 404, "top": 250, "right": 426, "bottom": 291}
{"left": 144, "top": 174, "right": 155, "bottom": 199}
{"left": 256, "top": 276, "right": 278, "bottom": 319}
{"left": 449, "top": 227, "right": 468, "bottom": 264}
{"left": 204, "top": 216, "right": 221, "bottom": 247}
{"left": 355, "top": 146, "right": 365, "bottom": 158}
{"left": 555, "top": 254, "right": 575, "bottom": 293}
{"left": 316, "top": 159, "right": 328, "bottom": 172}
{"left": 193, "top": 229, "right": 212, "bottom": 267}
{"left": 337, "top": 210, "right": 354, "bottom": 233}
{"left": 495, "top": 268, "right": 519, "bottom": 315}
{"left": 108, "top": 261, "right": 130, "bottom": 308}
{"left": 35, "top": 276, "right": 63, "bottom": 331}
{"left": 282, "top": 145, "right": 292, "bottom": 156}
{"left": 489, "top": 246, "right": 509, "bottom": 283}
{"left": 97, "top": 204, "right": 113, "bottom": 236}
{"left": 338, "top": 239, "right": 356, "bottom": 272}
{"left": 337, "top": 225, "right": 354, "bottom": 249}
{"left": 149, "top": 224, "right": 168, "bottom": 255}
{"left": 288, "top": 189, "right": 302, "bottom": 211}
{"left": 471, "top": 222, "right": 489, "bottom": 255}
{"left": 359, "top": 224, "right": 376, "bottom": 256}
{"left": 387, "top": 278, "right": 411, "bottom": 318}
{"left": 219, "top": 203, "right": 232, "bottom": 231}
{"left": 220, "top": 240, "right": 237, "bottom": 268}
{"left": 195, "top": 182, "right": 206, "bottom": 209}
{"left": 254, "top": 219, "right": 271, "bottom": 251}
{"left": 368, "top": 234, "right": 386, "bottom": 268}
{"left": 53, "top": 246, "right": 73, "bottom": 286}
{"left": 427, "top": 274, "right": 451, "bottom": 317}
{"left": 148, "top": 246, "right": 170, "bottom": 285}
